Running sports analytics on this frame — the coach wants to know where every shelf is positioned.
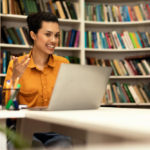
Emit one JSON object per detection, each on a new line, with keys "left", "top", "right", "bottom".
{"left": 0, "top": 14, "right": 27, "bottom": 21}
{"left": 85, "top": 20, "right": 150, "bottom": 27}
{"left": 59, "top": 18, "right": 80, "bottom": 24}
{"left": 85, "top": 48, "right": 150, "bottom": 52}
{"left": 101, "top": 103, "right": 150, "bottom": 108}
{"left": 0, "top": 74, "right": 6, "bottom": 77}
{"left": 55, "top": 47, "right": 81, "bottom": 51}
{"left": 0, "top": 43, "right": 81, "bottom": 51}
{"left": 110, "top": 75, "right": 150, "bottom": 79}
{"left": 0, "top": 14, "right": 80, "bottom": 24}
{"left": 0, "top": 43, "right": 32, "bottom": 49}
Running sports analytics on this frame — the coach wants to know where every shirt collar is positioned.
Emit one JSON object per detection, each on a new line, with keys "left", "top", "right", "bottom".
{"left": 48, "top": 55, "right": 56, "bottom": 67}
{"left": 28, "top": 51, "right": 56, "bottom": 69}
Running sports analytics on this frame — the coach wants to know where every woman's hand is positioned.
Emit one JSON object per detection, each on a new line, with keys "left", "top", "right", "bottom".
{"left": 12, "top": 55, "right": 30, "bottom": 84}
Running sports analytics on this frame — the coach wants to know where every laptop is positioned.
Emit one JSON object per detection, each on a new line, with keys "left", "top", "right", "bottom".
{"left": 46, "top": 64, "right": 112, "bottom": 111}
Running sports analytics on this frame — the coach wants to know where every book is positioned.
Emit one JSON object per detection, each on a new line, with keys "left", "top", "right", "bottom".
{"left": 8, "top": 0, "right": 15, "bottom": 14}
{"left": 119, "top": 60, "right": 128, "bottom": 75}
{"left": 131, "top": 60, "right": 142, "bottom": 75}
{"left": 18, "top": 0, "right": 25, "bottom": 15}
{"left": 133, "top": 85, "right": 145, "bottom": 103}
{"left": 110, "top": 60, "right": 119, "bottom": 76}
{"left": 16, "top": 28, "right": 25, "bottom": 45}
{"left": 62, "top": 1, "right": 71, "bottom": 19}
{"left": 74, "top": 31, "right": 80, "bottom": 47}
{"left": 22, "top": 27, "right": 32, "bottom": 45}
{"left": 141, "top": 60, "right": 149, "bottom": 75}
{"left": 60, "top": 1, "right": 69, "bottom": 19}
{"left": 19, "top": 27, "right": 29, "bottom": 45}
{"left": 120, "top": 83, "right": 130, "bottom": 103}
{"left": 105, "top": 32, "right": 112, "bottom": 48}
{"left": 110, "top": 83, "right": 116, "bottom": 103}
{"left": 128, "top": 60, "right": 138, "bottom": 75}
{"left": 128, "top": 6, "right": 134, "bottom": 21}
{"left": 112, "top": 83, "right": 120, "bottom": 103}
{"left": 120, "top": 33, "right": 128, "bottom": 49}
{"left": 55, "top": 0, "right": 66, "bottom": 19}
{"left": 112, "top": 31, "right": 122, "bottom": 49}
{"left": 131, "top": 32, "right": 141, "bottom": 48}
{"left": 143, "top": 84, "right": 150, "bottom": 100}
{"left": 1, "top": 26, "right": 13, "bottom": 44}
{"left": 42, "top": 0, "right": 49, "bottom": 12}
{"left": 138, "top": 86, "right": 149, "bottom": 103}
{"left": 2, "top": 0, "right": 8, "bottom": 14}
{"left": 137, "top": 62, "right": 147, "bottom": 75}
{"left": 2, "top": 50, "right": 7, "bottom": 74}
{"left": 7, "top": 27, "right": 20, "bottom": 44}
{"left": 140, "top": 32, "right": 150, "bottom": 47}
{"left": 11, "top": 27, "right": 22, "bottom": 44}
{"left": 113, "top": 59, "right": 124, "bottom": 76}
{"left": 128, "top": 85, "right": 140, "bottom": 103}
{"left": 123, "top": 83, "right": 135, "bottom": 103}
{"left": 128, "top": 32, "right": 137, "bottom": 48}
{"left": 141, "top": 59, "right": 150, "bottom": 74}
{"left": 139, "top": 4, "right": 146, "bottom": 20}
{"left": 116, "top": 82, "right": 127, "bottom": 103}
{"left": 69, "top": 29, "right": 77, "bottom": 47}
{"left": 135, "top": 32, "right": 143, "bottom": 48}
{"left": 22, "top": 0, "right": 29, "bottom": 15}
{"left": 123, "top": 31, "right": 134, "bottom": 49}
{"left": 66, "top": 30, "right": 72, "bottom": 47}
{"left": 133, "top": 5, "right": 143, "bottom": 21}
{"left": 117, "top": 32, "right": 125, "bottom": 49}
{"left": 48, "top": 0, "right": 56, "bottom": 15}
{"left": 92, "top": 32, "right": 98, "bottom": 48}
{"left": 123, "top": 60, "right": 134, "bottom": 75}
{"left": 66, "top": 1, "right": 77, "bottom": 19}
{"left": 106, "top": 84, "right": 113, "bottom": 104}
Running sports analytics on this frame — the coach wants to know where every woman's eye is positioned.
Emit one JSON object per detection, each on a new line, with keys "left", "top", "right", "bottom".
{"left": 55, "top": 34, "right": 60, "bottom": 38}
{"left": 45, "top": 33, "right": 51, "bottom": 37}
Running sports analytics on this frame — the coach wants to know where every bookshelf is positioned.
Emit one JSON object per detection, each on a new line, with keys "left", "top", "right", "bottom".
{"left": 0, "top": 0, "right": 150, "bottom": 106}
{"left": 84, "top": 0, "right": 150, "bottom": 106}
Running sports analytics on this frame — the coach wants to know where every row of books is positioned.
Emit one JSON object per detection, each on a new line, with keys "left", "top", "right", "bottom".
{"left": 1, "top": 0, "right": 78, "bottom": 20}
{"left": 85, "top": 31, "right": 150, "bottom": 49}
{"left": 103, "top": 82, "right": 150, "bottom": 104}
{"left": 60, "top": 29, "right": 80, "bottom": 47}
{"left": 0, "top": 50, "right": 80, "bottom": 74}
{"left": 0, "top": 50, "right": 27, "bottom": 74}
{"left": 1, "top": 26, "right": 32, "bottom": 45}
{"left": 86, "top": 56, "right": 150, "bottom": 76}
{"left": 1, "top": 25, "right": 80, "bottom": 48}
{"left": 64, "top": 56, "right": 80, "bottom": 64}
{"left": 85, "top": 3, "right": 150, "bottom": 22}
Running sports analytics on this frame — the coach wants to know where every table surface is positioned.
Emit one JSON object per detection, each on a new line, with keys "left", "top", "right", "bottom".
{"left": 1, "top": 107, "right": 150, "bottom": 140}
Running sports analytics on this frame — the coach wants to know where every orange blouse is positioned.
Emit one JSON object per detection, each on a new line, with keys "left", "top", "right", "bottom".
{"left": 3, "top": 52, "right": 69, "bottom": 107}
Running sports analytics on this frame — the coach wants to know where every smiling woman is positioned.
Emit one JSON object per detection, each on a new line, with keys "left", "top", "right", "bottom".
{"left": 3, "top": 12, "right": 69, "bottom": 108}
{"left": 3, "top": 12, "right": 71, "bottom": 149}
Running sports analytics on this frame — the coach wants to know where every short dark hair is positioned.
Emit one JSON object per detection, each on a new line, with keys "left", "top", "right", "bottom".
{"left": 27, "top": 12, "right": 59, "bottom": 44}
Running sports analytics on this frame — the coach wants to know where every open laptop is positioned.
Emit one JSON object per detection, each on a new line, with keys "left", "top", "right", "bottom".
{"left": 47, "top": 64, "right": 111, "bottom": 111}
{"left": 29, "top": 64, "right": 111, "bottom": 111}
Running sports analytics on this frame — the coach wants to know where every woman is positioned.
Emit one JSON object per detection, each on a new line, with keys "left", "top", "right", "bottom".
{"left": 4, "top": 12, "right": 69, "bottom": 108}
{"left": 4, "top": 12, "right": 72, "bottom": 149}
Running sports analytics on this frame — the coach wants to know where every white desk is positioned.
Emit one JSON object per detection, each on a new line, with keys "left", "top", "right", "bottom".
{"left": 1, "top": 107, "right": 150, "bottom": 150}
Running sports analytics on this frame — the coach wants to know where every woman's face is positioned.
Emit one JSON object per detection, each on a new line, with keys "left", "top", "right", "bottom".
{"left": 31, "top": 21, "right": 60, "bottom": 55}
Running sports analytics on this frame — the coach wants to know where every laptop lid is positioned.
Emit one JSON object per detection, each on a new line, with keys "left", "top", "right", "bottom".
{"left": 48, "top": 64, "right": 112, "bottom": 111}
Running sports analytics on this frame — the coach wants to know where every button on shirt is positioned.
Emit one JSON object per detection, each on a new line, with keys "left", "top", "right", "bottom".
{"left": 3, "top": 52, "right": 69, "bottom": 108}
